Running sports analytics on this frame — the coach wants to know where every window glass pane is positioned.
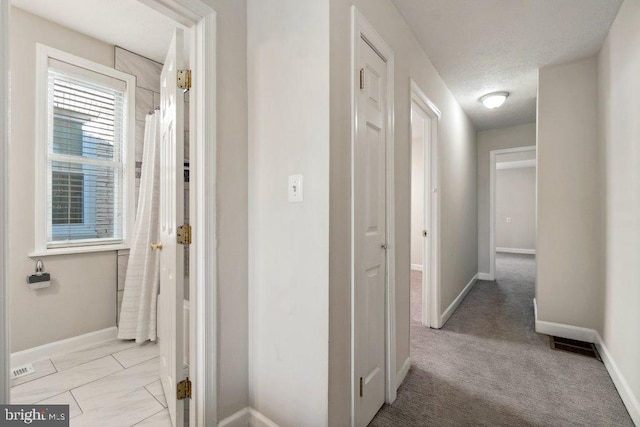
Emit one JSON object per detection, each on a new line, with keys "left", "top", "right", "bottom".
{"left": 52, "top": 170, "right": 83, "bottom": 225}
{"left": 51, "top": 79, "right": 120, "bottom": 161}
{"left": 53, "top": 114, "right": 84, "bottom": 156}
{"left": 51, "top": 161, "right": 119, "bottom": 242}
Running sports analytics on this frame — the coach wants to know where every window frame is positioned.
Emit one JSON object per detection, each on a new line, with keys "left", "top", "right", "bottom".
{"left": 32, "top": 44, "right": 136, "bottom": 256}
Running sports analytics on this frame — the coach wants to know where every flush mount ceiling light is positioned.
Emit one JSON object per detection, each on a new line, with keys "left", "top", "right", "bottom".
{"left": 480, "top": 92, "right": 509, "bottom": 109}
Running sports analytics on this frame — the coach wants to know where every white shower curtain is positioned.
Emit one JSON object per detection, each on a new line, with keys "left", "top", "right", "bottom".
{"left": 118, "top": 112, "right": 161, "bottom": 343}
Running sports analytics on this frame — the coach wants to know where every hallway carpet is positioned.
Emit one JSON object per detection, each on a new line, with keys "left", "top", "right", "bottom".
{"left": 370, "top": 253, "right": 633, "bottom": 426}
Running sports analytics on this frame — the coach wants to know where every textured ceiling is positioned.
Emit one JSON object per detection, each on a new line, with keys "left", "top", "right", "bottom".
{"left": 392, "top": 0, "right": 623, "bottom": 130}
{"left": 13, "top": 0, "right": 187, "bottom": 63}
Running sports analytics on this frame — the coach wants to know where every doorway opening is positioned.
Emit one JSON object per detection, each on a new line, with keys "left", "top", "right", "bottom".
{"left": 1, "top": 0, "right": 217, "bottom": 425}
{"left": 489, "top": 146, "right": 537, "bottom": 282}
{"left": 409, "top": 82, "right": 441, "bottom": 330}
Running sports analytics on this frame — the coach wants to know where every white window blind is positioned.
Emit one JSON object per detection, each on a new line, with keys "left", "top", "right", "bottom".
{"left": 46, "top": 59, "right": 128, "bottom": 247}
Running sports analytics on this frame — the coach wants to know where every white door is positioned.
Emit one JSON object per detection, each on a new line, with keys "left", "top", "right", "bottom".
{"left": 411, "top": 102, "right": 431, "bottom": 326}
{"left": 158, "top": 28, "right": 186, "bottom": 427}
{"left": 354, "top": 36, "right": 387, "bottom": 427}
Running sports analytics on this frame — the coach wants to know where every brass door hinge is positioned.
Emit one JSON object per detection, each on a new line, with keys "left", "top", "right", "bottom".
{"left": 177, "top": 70, "right": 192, "bottom": 91}
{"left": 359, "top": 377, "right": 363, "bottom": 397}
{"left": 359, "top": 68, "right": 365, "bottom": 90}
{"left": 177, "top": 377, "right": 192, "bottom": 400}
{"left": 177, "top": 224, "right": 192, "bottom": 245}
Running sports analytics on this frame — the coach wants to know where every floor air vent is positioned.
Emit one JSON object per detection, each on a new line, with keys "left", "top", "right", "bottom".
{"left": 550, "top": 336, "right": 601, "bottom": 361}
{"left": 11, "top": 363, "right": 35, "bottom": 379}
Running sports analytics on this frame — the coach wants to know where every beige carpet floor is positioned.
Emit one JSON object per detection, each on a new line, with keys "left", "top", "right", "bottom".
{"left": 370, "top": 253, "right": 633, "bottom": 426}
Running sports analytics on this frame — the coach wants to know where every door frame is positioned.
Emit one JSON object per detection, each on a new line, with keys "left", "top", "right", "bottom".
{"left": 0, "top": 1, "right": 218, "bottom": 425}
{"left": 409, "top": 81, "right": 441, "bottom": 329}
{"left": 489, "top": 145, "right": 536, "bottom": 280}
{"left": 350, "top": 6, "right": 396, "bottom": 424}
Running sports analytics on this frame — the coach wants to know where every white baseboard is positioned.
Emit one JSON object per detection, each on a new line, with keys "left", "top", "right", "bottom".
{"left": 396, "top": 357, "right": 410, "bottom": 389}
{"left": 533, "top": 299, "right": 597, "bottom": 342}
{"left": 533, "top": 300, "right": 638, "bottom": 424}
{"left": 440, "top": 274, "right": 478, "bottom": 327}
{"left": 595, "top": 333, "right": 640, "bottom": 426}
{"left": 11, "top": 326, "right": 118, "bottom": 367}
{"left": 410, "top": 264, "right": 423, "bottom": 272}
{"left": 496, "top": 247, "right": 536, "bottom": 255}
{"left": 219, "top": 408, "right": 251, "bottom": 427}
{"left": 218, "top": 407, "right": 279, "bottom": 427}
{"left": 251, "top": 409, "right": 279, "bottom": 427}
{"left": 477, "top": 273, "right": 492, "bottom": 281}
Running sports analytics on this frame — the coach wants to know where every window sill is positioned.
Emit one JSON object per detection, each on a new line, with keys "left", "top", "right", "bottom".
{"left": 29, "top": 244, "right": 130, "bottom": 257}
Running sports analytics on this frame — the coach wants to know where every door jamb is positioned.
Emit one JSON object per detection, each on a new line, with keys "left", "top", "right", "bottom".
{"left": 489, "top": 145, "right": 536, "bottom": 281}
{"left": 409, "top": 81, "right": 441, "bottom": 329}
{"left": 350, "top": 6, "right": 396, "bottom": 425}
{"left": 0, "top": 1, "right": 218, "bottom": 425}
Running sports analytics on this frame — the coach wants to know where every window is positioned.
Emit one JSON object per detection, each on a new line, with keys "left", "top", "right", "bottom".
{"left": 34, "top": 45, "right": 135, "bottom": 255}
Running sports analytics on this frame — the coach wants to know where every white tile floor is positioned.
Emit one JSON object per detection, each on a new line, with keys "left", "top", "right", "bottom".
{"left": 10, "top": 340, "right": 172, "bottom": 426}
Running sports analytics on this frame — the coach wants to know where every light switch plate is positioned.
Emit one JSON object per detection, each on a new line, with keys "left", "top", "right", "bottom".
{"left": 288, "top": 174, "right": 303, "bottom": 203}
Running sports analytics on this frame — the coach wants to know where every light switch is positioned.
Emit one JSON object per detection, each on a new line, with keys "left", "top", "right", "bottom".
{"left": 288, "top": 174, "right": 303, "bottom": 203}
{"left": 506, "top": 217, "right": 511, "bottom": 223}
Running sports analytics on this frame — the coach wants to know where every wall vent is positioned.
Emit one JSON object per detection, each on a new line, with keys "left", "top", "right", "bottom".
{"left": 550, "top": 336, "right": 601, "bottom": 361}
{"left": 11, "top": 364, "right": 35, "bottom": 379}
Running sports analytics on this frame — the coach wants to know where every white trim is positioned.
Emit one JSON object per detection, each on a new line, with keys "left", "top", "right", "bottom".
{"left": 29, "top": 243, "right": 130, "bottom": 257}
{"left": 218, "top": 408, "right": 251, "bottom": 427}
{"left": 351, "top": 7, "right": 397, "bottom": 425}
{"left": 410, "top": 264, "right": 423, "bottom": 272}
{"left": 410, "top": 80, "right": 441, "bottom": 329}
{"left": 218, "top": 408, "right": 280, "bottom": 427}
{"left": 440, "top": 274, "right": 478, "bottom": 327}
{"left": 495, "top": 247, "right": 536, "bottom": 255}
{"left": 489, "top": 146, "right": 536, "bottom": 281}
{"left": 396, "top": 357, "right": 410, "bottom": 389}
{"left": 138, "top": 0, "right": 209, "bottom": 27}
{"left": 595, "top": 333, "right": 640, "bottom": 425}
{"left": 33, "top": 44, "right": 137, "bottom": 255}
{"left": 188, "top": 8, "right": 217, "bottom": 427}
{"left": 477, "top": 273, "right": 492, "bottom": 281}
{"left": 533, "top": 299, "right": 597, "bottom": 342}
{"left": 0, "top": 0, "right": 9, "bottom": 404}
{"left": 250, "top": 409, "right": 280, "bottom": 427}
{"left": 496, "top": 159, "right": 536, "bottom": 170}
{"left": 10, "top": 327, "right": 117, "bottom": 368}
{"left": 535, "top": 319, "right": 597, "bottom": 342}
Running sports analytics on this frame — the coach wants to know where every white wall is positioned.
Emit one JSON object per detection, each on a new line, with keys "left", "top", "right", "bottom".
{"left": 410, "top": 109, "right": 424, "bottom": 268}
{"left": 495, "top": 166, "right": 536, "bottom": 251}
{"left": 537, "top": 56, "right": 602, "bottom": 331}
{"left": 204, "top": 0, "right": 250, "bottom": 420}
{"left": 9, "top": 8, "right": 117, "bottom": 352}
{"left": 598, "top": 0, "right": 640, "bottom": 417}
{"left": 247, "top": 1, "right": 330, "bottom": 425}
{"left": 477, "top": 123, "right": 536, "bottom": 275}
{"left": 329, "top": 0, "right": 477, "bottom": 424}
